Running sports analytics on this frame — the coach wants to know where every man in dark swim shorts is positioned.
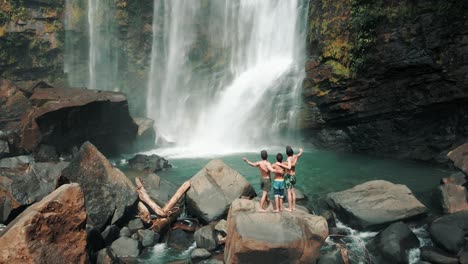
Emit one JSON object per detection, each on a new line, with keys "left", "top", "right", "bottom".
{"left": 243, "top": 150, "right": 281, "bottom": 212}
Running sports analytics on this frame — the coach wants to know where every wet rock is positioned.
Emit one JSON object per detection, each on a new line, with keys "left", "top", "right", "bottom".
{"left": 186, "top": 159, "right": 256, "bottom": 223}
{"left": 326, "top": 180, "right": 427, "bottom": 230}
{"left": 0, "top": 183, "right": 88, "bottom": 263}
{"left": 318, "top": 248, "right": 346, "bottom": 264}
{"left": 0, "top": 79, "right": 31, "bottom": 131}
{"left": 102, "top": 225, "right": 120, "bottom": 245}
{"left": 111, "top": 237, "right": 141, "bottom": 258}
{"left": 430, "top": 210, "right": 468, "bottom": 254}
{"left": 459, "top": 243, "right": 468, "bottom": 264}
{"left": 128, "top": 154, "right": 171, "bottom": 173}
{"left": 0, "top": 155, "right": 34, "bottom": 168}
{"left": 295, "top": 188, "right": 307, "bottom": 201}
{"left": 225, "top": 198, "right": 328, "bottom": 264}
{"left": 0, "top": 161, "right": 69, "bottom": 223}
{"left": 167, "top": 229, "right": 195, "bottom": 250}
{"left": 0, "top": 140, "right": 9, "bottom": 158}
{"left": 33, "top": 144, "right": 58, "bottom": 162}
{"left": 132, "top": 117, "right": 156, "bottom": 151}
{"left": 214, "top": 219, "right": 227, "bottom": 234}
{"left": 120, "top": 227, "right": 131, "bottom": 238}
{"left": 191, "top": 248, "right": 211, "bottom": 263}
{"left": 61, "top": 142, "right": 138, "bottom": 231}
{"left": 195, "top": 225, "right": 218, "bottom": 251}
{"left": 420, "top": 246, "right": 458, "bottom": 264}
{"left": 438, "top": 184, "right": 468, "bottom": 214}
{"left": 448, "top": 142, "right": 468, "bottom": 175}
{"left": 321, "top": 210, "right": 337, "bottom": 228}
{"left": 19, "top": 87, "right": 138, "bottom": 156}
{"left": 96, "top": 248, "right": 113, "bottom": 264}
{"left": 137, "top": 229, "right": 158, "bottom": 247}
{"left": 128, "top": 218, "right": 144, "bottom": 233}
{"left": 368, "top": 221, "right": 420, "bottom": 264}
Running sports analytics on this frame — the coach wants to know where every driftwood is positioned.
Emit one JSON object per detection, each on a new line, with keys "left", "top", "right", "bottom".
{"left": 162, "top": 181, "right": 190, "bottom": 213}
{"left": 151, "top": 207, "right": 183, "bottom": 232}
{"left": 135, "top": 177, "right": 191, "bottom": 232}
{"left": 138, "top": 202, "right": 151, "bottom": 224}
{"left": 135, "top": 177, "right": 167, "bottom": 217}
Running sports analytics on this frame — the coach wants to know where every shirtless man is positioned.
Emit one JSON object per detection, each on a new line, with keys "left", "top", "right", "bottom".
{"left": 276, "top": 146, "right": 303, "bottom": 211}
{"left": 242, "top": 150, "right": 281, "bottom": 212}
{"left": 271, "top": 153, "right": 286, "bottom": 213}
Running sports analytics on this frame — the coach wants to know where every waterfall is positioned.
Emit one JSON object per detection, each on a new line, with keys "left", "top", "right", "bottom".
{"left": 64, "top": 0, "right": 119, "bottom": 91}
{"left": 147, "top": 0, "right": 308, "bottom": 154}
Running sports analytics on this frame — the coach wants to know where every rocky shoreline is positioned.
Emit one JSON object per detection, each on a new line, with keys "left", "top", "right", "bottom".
{"left": 1, "top": 85, "right": 467, "bottom": 264}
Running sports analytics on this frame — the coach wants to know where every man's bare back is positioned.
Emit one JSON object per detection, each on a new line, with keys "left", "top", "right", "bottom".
{"left": 272, "top": 163, "right": 284, "bottom": 180}
{"left": 257, "top": 160, "right": 272, "bottom": 178}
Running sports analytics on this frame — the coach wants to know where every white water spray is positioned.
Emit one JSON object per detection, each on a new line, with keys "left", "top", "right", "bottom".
{"left": 147, "top": 0, "right": 308, "bottom": 154}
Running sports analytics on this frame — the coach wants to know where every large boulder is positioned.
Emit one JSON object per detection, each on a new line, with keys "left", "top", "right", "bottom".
{"left": 128, "top": 154, "right": 171, "bottom": 173}
{"left": 0, "top": 183, "right": 88, "bottom": 263}
{"left": 186, "top": 159, "right": 256, "bottom": 223}
{"left": 438, "top": 184, "right": 468, "bottom": 214}
{"left": 326, "top": 180, "right": 427, "bottom": 230}
{"left": 18, "top": 87, "right": 138, "bottom": 156}
{"left": 224, "top": 198, "right": 328, "bottom": 264}
{"left": 448, "top": 143, "right": 468, "bottom": 175}
{"left": 61, "top": 142, "right": 138, "bottom": 231}
{"left": 110, "top": 237, "right": 140, "bottom": 258}
{"left": 429, "top": 210, "right": 468, "bottom": 254}
{"left": 195, "top": 224, "right": 218, "bottom": 251}
{"left": 368, "top": 221, "right": 420, "bottom": 264}
{"left": 0, "top": 161, "right": 69, "bottom": 223}
{"left": 420, "top": 246, "right": 459, "bottom": 264}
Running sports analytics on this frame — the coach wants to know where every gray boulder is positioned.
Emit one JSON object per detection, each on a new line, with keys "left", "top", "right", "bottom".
{"left": 120, "top": 227, "right": 131, "bottom": 238}
{"left": 0, "top": 140, "right": 9, "bottom": 158}
{"left": 368, "top": 221, "right": 420, "bottom": 264}
{"left": 430, "top": 210, "right": 468, "bottom": 254}
{"left": 128, "top": 154, "right": 171, "bottom": 173}
{"left": 0, "top": 161, "right": 69, "bottom": 223}
{"left": 191, "top": 248, "right": 211, "bottom": 263}
{"left": 167, "top": 229, "right": 195, "bottom": 250}
{"left": 318, "top": 248, "right": 346, "bottom": 264}
{"left": 61, "top": 142, "right": 138, "bottom": 231}
{"left": 420, "top": 246, "right": 458, "bottom": 264}
{"left": 0, "top": 155, "right": 34, "bottom": 168}
{"left": 214, "top": 220, "right": 227, "bottom": 235}
{"left": 224, "top": 198, "right": 328, "bottom": 264}
{"left": 111, "top": 237, "right": 140, "bottom": 258}
{"left": 195, "top": 225, "right": 218, "bottom": 251}
{"left": 186, "top": 159, "right": 256, "bottom": 223}
{"left": 128, "top": 218, "right": 144, "bottom": 233}
{"left": 326, "top": 180, "right": 427, "bottom": 230}
{"left": 137, "top": 229, "right": 158, "bottom": 247}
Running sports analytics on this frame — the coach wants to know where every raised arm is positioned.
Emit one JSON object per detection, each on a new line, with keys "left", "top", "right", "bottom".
{"left": 296, "top": 148, "right": 304, "bottom": 158}
{"left": 266, "top": 163, "right": 281, "bottom": 173}
{"left": 242, "top": 158, "right": 259, "bottom": 167}
{"left": 276, "top": 158, "right": 291, "bottom": 170}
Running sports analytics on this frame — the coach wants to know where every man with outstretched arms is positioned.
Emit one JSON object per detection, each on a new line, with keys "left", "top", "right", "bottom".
{"left": 242, "top": 150, "right": 282, "bottom": 212}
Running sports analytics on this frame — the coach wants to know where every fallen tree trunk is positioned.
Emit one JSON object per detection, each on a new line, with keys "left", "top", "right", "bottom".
{"left": 138, "top": 202, "right": 151, "bottom": 224}
{"left": 135, "top": 177, "right": 167, "bottom": 217}
{"left": 151, "top": 207, "right": 183, "bottom": 232}
{"left": 162, "top": 181, "right": 190, "bottom": 213}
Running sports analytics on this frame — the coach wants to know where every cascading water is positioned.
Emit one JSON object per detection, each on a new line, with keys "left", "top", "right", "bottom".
{"left": 147, "top": 0, "right": 308, "bottom": 155}
{"left": 64, "top": 0, "right": 119, "bottom": 91}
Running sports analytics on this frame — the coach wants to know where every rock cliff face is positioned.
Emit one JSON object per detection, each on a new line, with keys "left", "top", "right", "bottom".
{"left": 302, "top": 0, "right": 468, "bottom": 162}
{"left": 0, "top": 0, "right": 153, "bottom": 116}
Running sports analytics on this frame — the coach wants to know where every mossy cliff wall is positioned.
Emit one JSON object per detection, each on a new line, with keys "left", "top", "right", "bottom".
{"left": 302, "top": 0, "right": 468, "bottom": 162}
{"left": 0, "top": 0, "right": 153, "bottom": 116}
